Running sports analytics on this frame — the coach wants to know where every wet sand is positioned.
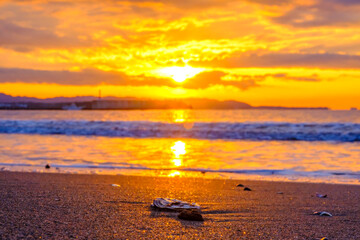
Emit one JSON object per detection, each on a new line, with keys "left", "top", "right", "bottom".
{"left": 0, "top": 172, "right": 359, "bottom": 239}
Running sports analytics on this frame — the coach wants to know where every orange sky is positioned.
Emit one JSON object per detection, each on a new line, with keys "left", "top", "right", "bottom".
{"left": 0, "top": 0, "right": 360, "bottom": 109}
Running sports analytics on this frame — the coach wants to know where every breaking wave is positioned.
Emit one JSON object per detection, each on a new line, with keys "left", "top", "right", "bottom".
{"left": 1, "top": 120, "right": 359, "bottom": 142}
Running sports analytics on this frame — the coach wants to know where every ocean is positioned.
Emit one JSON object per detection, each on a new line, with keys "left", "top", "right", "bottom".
{"left": 0, "top": 109, "right": 359, "bottom": 184}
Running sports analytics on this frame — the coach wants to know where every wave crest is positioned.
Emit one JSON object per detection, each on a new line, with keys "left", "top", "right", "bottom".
{"left": 1, "top": 120, "right": 359, "bottom": 142}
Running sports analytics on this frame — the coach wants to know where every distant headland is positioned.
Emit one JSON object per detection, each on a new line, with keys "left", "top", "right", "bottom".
{"left": 0, "top": 93, "right": 329, "bottom": 110}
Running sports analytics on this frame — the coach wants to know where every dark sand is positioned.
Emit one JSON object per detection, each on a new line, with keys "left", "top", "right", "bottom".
{"left": 0, "top": 172, "right": 359, "bottom": 239}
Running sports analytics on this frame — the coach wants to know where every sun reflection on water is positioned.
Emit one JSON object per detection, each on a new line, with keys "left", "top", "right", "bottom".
{"left": 171, "top": 141, "right": 186, "bottom": 157}
{"left": 168, "top": 170, "right": 181, "bottom": 177}
{"left": 171, "top": 110, "right": 194, "bottom": 129}
{"left": 170, "top": 140, "right": 186, "bottom": 167}
{"left": 172, "top": 110, "right": 186, "bottom": 123}
{"left": 172, "top": 159, "right": 182, "bottom": 167}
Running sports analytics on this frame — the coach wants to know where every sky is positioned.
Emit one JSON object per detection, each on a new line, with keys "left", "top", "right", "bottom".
{"left": 0, "top": 0, "right": 360, "bottom": 109}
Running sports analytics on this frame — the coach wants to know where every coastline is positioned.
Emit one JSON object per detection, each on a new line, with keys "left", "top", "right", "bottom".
{"left": 1, "top": 171, "right": 359, "bottom": 239}
{"left": 2, "top": 165, "right": 360, "bottom": 186}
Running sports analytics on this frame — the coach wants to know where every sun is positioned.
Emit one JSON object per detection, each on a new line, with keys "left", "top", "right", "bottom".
{"left": 156, "top": 66, "right": 204, "bottom": 83}
{"left": 173, "top": 72, "right": 188, "bottom": 83}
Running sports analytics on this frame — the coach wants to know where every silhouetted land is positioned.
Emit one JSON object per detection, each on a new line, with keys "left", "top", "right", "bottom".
{"left": 0, "top": 93, "right": 328, "bottom": 110}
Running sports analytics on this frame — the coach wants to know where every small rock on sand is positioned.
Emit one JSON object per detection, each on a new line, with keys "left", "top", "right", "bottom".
{"left": 237, "top": 184, "right": 244, "bottom": 187}
{"left": 45, "top": 164, "right": 50, "bottom": 169}
{"left": 178, "top": 209, "right": 204, "bottom": 221}
{"left": 244, "top": 187, "right": 252, "bottom": 191}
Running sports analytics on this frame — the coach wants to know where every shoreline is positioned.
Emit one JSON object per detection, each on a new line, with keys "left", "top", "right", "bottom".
{"left": 2, "top": 167, "right": 360, "bottom": 187}
{"left": 1, "top": 171, "right": 360, "bottom": 239}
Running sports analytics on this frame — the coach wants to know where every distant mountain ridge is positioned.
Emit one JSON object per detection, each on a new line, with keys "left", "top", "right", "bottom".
{"left": 0, "top": 93, "right": 328, "bottom": 110}
{"left": 0, "top": 93, "right": 127, "bottom": 103}
{"left": 0, "top": 93, "right": 252, "bottom": 109}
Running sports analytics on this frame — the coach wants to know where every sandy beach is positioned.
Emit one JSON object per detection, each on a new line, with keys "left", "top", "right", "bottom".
{"left": 0, "top": 172, "right": 359, "bottom": 239}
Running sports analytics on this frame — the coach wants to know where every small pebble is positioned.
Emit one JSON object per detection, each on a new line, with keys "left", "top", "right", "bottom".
{"left": 111, "top": 184, "right": 120, "bottom": 187}
{"left": 237, "top": 184, "right": 244, "bottom": 187}
{"left": 244, "top": 187, "right": 252, "bottom": 191}
{"left": 178, "top": 209, "right": 204, "bottom": 221}
{"left": 320, "top": 238, "right": 329, "bottom": 240}
{"left": 277, "top": 192, "right": 284, "bottom": 194}
{"left": 45, "top": 164, "right": 50, "bottom": 169}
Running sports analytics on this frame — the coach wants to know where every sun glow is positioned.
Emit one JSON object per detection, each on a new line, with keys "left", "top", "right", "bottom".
{"left": 157, "top": 66, "right": 204, "bottom": 83}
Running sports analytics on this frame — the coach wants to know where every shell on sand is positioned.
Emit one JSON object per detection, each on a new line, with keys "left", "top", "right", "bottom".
{"left": 313, "top": 211, "right": 332, "bottom": 217}
{"left": 316, "top": 193, "right": 327, "bottom": 198}
{"left": 151, "top": 198, "right": 200, "bottom": 210}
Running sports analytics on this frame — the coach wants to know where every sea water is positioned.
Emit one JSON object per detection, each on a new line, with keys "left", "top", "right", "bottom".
{"left": 0, "top": 109, "right": 359, "bottom": 184}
